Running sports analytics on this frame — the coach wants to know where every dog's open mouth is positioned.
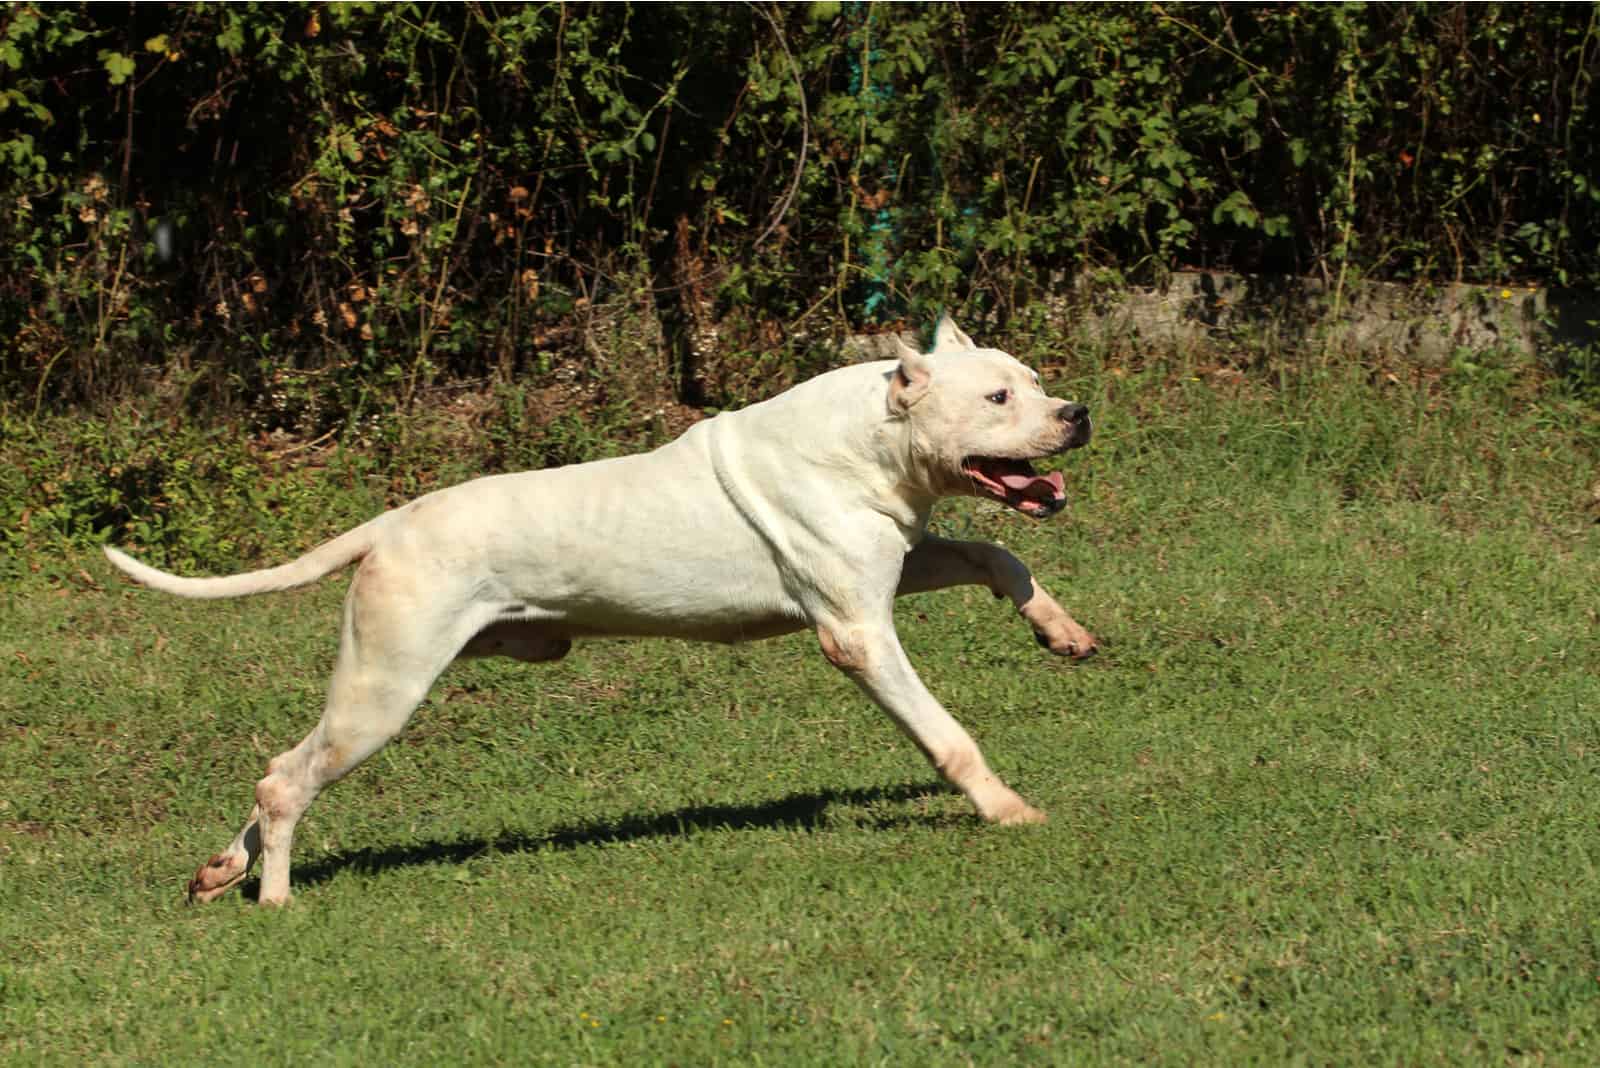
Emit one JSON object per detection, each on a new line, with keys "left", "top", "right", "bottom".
{"left": 961, "top": 457, "right": 1067, "bottom": 518}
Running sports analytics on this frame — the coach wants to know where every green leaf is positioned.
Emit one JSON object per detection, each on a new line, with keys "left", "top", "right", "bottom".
{"left": 99, "top": 50, "right": 136, "bottom": 86}
{"left": 1211, "top": 190, "right": 1258, "bottom": 228}
{"left": 216, "top": 18, "right": 245, "bottom": 55}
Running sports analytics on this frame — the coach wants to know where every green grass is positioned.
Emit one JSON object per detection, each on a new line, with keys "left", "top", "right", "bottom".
{"left": 3, "top": 361, "right": 1600, "bottom": 1064}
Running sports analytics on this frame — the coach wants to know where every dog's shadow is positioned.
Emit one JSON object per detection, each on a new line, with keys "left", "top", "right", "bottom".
{"left": 261, "top": 781, "right": 959, "bottom": 899}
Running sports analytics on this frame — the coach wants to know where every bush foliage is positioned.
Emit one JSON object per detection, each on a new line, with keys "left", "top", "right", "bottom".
{"left": 2, "top": 2, "right": 1598, "bottom": 418}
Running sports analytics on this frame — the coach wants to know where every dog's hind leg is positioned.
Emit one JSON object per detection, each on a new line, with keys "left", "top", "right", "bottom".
{"left": 248, "top": 663, "right": 440, "bottom": 907}
{"left": 898, "top": 535, "right": 1096, "bottom": 659}
{"left": 189, "top": 560, "right": 488, "bottom": 906}
{"left": 187, "top": 623, "right": 571, "bottom": 903}
{"left": 188, "top": 646, "right": 451, "bottom": 906}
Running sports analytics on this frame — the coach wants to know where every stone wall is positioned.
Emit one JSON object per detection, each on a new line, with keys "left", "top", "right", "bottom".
{"left": 845, "top": 271, "right": 1600, "bottom": 368}
{"left": 1072, "top": 272, "right": 1600, "bottom": 366}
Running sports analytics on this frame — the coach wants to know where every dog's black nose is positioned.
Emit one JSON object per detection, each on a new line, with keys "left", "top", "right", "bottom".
{"left": 1057, "top": 402, "right": 1089, "bottom": 423}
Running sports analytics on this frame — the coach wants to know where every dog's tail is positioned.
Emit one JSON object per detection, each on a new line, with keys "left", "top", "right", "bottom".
{"left": 103, "top": 516, "right": 385, "bottom": 600}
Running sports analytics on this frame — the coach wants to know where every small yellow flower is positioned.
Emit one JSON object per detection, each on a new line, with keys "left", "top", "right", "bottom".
{"left": 1501, "top": 289, "right": 1512, "bottom": 299}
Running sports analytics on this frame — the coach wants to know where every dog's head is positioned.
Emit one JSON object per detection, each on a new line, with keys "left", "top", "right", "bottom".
{"left": 888, "top": 316, "right": 1090, "bottom": 518}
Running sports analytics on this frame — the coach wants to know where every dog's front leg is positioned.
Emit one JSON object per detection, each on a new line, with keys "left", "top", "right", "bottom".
{"left": 816, "top": 619, "right": 1045, "bottom": 825}
{"left": 899, "top": 535, "right": 1096, "bottom": 658}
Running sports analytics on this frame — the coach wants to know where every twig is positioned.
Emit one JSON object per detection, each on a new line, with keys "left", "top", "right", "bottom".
{"left": 1330, "top": 76, "right": 1358, "bottom": 325}
{"left": 640, "top": 100, "right": 673, "bottom": 230}
{"left": 746, "top": 1, "right": 809, "bottom": 250}
{"left": 265, "top": 427, "right": 338, "bottom": 459}
{"left": 32, "top": 346, "right": 69, "bottom": 420}
{"left": 406, "top": 173, "right": 475, "bottom": 410}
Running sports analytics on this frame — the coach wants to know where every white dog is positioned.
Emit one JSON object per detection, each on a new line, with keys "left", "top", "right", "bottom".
{"left": 105, "top": 317, "right": 1096, "bottom": 905}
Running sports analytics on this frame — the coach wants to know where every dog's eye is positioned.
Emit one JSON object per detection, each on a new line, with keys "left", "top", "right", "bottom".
{"left": 986, "top": 389, "right": 1009, "bottom": 405}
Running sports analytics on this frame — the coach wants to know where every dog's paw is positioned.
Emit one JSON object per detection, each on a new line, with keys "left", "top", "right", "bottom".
{"left": 982, "top": 791, "right": 1048, "bottom": 826}
{"left": 996, "top": 802, "right": 1048, "bottom": 826}
{"left": 1033, "top": 625, "right": 1097, "bottom": 660}
{"left": 1020, "top": 594, "right": 1096, "bottom": 660}
{"left": 186, "top": 851, "right": 249, "bottom": 905}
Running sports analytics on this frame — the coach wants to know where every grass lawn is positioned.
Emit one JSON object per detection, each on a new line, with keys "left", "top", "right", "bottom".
{"left": 4, "top": 359, "right": 1599, "bottom": 1064}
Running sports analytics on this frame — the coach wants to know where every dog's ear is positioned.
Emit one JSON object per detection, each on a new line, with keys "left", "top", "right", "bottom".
{"left": 933, "top": 313, "right": 975, "bottom": 354}
{"left": 887, "top": 334, "right": 933, "bottom": 412}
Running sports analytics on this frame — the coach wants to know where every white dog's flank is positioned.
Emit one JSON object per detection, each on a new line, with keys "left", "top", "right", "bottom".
{"left": 105, "top": 317, "right": 1097, "bottom": 906}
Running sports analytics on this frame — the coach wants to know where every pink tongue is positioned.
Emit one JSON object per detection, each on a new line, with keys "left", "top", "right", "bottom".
{"left": 998, "top": 469, "right": 1065, "bottom": 499}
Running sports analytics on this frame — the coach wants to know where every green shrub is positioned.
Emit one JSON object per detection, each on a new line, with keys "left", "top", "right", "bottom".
{"left": 2, "top": 3, "right": 1598, "bottom": 417}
